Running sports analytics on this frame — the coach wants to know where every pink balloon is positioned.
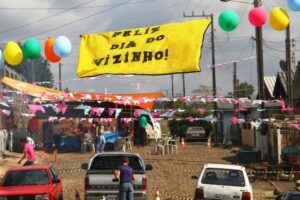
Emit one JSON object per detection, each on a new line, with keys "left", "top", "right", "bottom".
{"left": 248, "top": 7, "right": 267, "bottom": 27}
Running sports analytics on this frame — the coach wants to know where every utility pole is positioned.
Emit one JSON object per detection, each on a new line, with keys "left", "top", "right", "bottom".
{"left": 183, "top": 12, "right": 218, "bottom": 142}
{"left": 286, "top": 25, "right": 293, "bottom": 109}
{"left": 182, "top": 73, "right": 186, "bottom": 97}
{"left": 59, "top": 62, "right": 62, "bottom": 91}
{"left": 171, "top": 74, "right": 174, "bottom": 97}
{"left": 254, "top": 0, "right": 265, "bottom": 100}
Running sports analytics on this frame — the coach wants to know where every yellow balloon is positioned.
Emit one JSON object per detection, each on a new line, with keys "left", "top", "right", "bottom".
{"left": 4, "top": 41, "right": 23, "bottom": 66}
{"left": 269, "top": 7, "right": 289, "bottom": 31}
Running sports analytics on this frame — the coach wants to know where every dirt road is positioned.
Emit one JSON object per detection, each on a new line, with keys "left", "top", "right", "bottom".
{"left": 1, "top": 142, "right": 277, "bottom": 199}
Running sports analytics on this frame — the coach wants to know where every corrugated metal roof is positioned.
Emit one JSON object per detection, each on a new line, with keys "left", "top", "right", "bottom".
{"left": 264, "top": 76, "right": 276, "bottom": 98}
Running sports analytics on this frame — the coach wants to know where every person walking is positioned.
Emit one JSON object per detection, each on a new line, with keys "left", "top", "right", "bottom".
{"left": 18, "top": 137, "right": 36, "bottom": 166}
{"left": 95, "top": 123, "right": 106, "bottom": 153}
{"left": 115, "top": 156, "right": 135, "bottom": 200}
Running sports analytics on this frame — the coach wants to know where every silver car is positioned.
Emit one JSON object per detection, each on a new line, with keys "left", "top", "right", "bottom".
{"left": 186, "top": 126, "right": 207, "bottom": 141}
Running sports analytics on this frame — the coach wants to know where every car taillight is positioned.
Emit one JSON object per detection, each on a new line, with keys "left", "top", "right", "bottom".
{"left": 84, "top": 176, "right": 89, "bottom": 190}
{"left": 195, "top": 188, "right": 204, "bottom": 199}
{"left": 142, "top": 176, "right": 147, "bottom": 190}
{"left": 242, "top": 192, "right": 251, "bottom": 200}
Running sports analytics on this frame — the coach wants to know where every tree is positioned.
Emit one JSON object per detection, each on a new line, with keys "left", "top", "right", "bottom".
{"left": 7, "top": 55, "right": 54, "bottom": 88}
{"left": 192, "top": 85, "right": 213, "bottom": 94}
{"left": 235, "top": 81, "right": 254, "bottom": 98}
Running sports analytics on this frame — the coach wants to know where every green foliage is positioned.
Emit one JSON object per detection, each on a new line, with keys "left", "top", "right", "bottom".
{"left": 236, "top": 81, "right": 254, "bottom": 98}
{"left": 8, "top": 56, "right": 54, "bottom": 88}
{"left": 168, "top": 118, "right": 213, "bottom": 138}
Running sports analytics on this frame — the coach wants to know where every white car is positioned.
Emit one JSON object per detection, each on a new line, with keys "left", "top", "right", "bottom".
{"left": 192, "top": 163, "right": 253, "bottom": 200}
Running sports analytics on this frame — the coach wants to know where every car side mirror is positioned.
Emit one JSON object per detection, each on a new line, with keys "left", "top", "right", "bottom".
{"left": 81, "top": 163, "right": 88, "bottom": 170}
{"left": 145, "top": 164, "right": 153, "bottom": 171}
{"left": 191, "top": 175, "right": 198, "bottom": 179}
{"left": 53, "top": 177, "right": 61, "bottom": 184}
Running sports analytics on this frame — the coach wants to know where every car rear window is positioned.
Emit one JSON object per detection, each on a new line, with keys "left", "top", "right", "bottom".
{"left": 2, "top": 170, "right": 49, "bottom": 186}
{"left": 188, "top": 127, "right": 204, "bottom": 131}
{"left": 201, "top": 168, "right": 245, "bottom": 187}
{"left": 90, "top": 155, "right": 144, "bottom": 171}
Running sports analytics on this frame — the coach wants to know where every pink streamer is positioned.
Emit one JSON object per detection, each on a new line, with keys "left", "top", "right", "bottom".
{"left": 198, "top": 108, "right": 206, "bottom": 115}
{"left": 108, "top": 108, "right": 116, "bottom": 116}
{"left": 28, "top": 104, "right": 46, "bottom": 115}
{"left": 56, "top": 102, "right": 68, "bottom": 114}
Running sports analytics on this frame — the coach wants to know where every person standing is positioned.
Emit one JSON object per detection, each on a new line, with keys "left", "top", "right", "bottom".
{"left": 95, "top": 123, "right": 106, "bottom": 153}
{"left": 115, "top": 156, "right": 135, "bottom": 200}
{"left": 18, "top": 138, "right": 36, "bottom": 166}
{"left": 52, "top": 120, "right": 62, "bottom": 151}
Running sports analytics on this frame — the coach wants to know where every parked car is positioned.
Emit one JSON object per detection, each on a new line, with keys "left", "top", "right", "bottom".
{"left": 192, "top": 163, "right": 253, "bottom": 200}
{"left": 82, "top": 152, "right": 153, "bottom": 200}
{"left": 186, "top": 126, "right": 207, "bottom": 141}
{"left": 0, "top": 165, "right": 63, "bottom": 200}
{"left": 276, "top": 190, "right": 300, "bottom": 200}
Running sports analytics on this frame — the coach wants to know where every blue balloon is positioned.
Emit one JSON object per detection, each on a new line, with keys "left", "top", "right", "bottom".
{"left": 0, "top": 50, "right": 5, "bottom": 69}
{"left": 54, "top": 36, "right": 71, "bottom": 57}
{"left": 287, "top": 0, "right": 300, "bottom": 11}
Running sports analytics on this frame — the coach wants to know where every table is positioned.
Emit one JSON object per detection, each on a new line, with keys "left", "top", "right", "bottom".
{"left": 104, "top": 131, "right": 123, "bottom": 143}
{"left": 59, "top": 135, "right": 81, "bottom": 152}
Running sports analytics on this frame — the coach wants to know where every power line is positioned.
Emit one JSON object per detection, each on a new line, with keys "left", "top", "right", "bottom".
{"left": 0, "top": 0, "right": 98, "bottom": 36}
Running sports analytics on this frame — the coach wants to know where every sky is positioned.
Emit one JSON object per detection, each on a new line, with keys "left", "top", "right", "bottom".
{"left": 0, "top": 0, "right": 299, "bottom": 97}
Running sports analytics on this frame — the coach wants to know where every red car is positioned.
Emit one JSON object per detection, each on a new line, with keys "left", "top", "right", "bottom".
{"left": 0, "top": 165, "right": 63, "bottom": 200}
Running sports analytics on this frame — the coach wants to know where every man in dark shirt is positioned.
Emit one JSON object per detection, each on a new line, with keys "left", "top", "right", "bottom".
{"left": 115, "top": 156, "right": 135, "bottom": 200}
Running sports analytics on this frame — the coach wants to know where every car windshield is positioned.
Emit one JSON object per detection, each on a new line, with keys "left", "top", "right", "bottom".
{"left": 90, "top": 155, "right": 144, "bottom": 171}
{"left": 2, "top": 170, "right": 50, "bottom": 186}
{"left": 201, "top": 168, "right": 245, "bottom": 187}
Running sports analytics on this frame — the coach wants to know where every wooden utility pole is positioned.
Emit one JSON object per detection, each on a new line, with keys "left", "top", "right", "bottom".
{"left": 182, "top": 73, "right": 186, "bottom": 97}
{"left": 286, "top": 25, "right": 293, "bottom": 109}
{"left": 171, "top": 74, "right": 174, "bottom": 97}
{"left": 254, "top": 0, "right": 265, "bottom": 100}
{"left": 59, "top": 62, "right": 62, "bottom": 91}
{"left": 183, "top": 12, "right": 218, "bottom": 142}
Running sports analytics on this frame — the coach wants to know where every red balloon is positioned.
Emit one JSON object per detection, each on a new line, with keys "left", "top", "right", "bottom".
{"left": 44, "top": 37, "right": 61, "bottom": 63}
{"left": 248, "top": 7, "right": 267, "bottom": 27}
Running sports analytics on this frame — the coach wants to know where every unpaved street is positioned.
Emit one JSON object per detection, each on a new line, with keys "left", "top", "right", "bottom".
{"left": 28, "top": 142, "right": 276, "bottom": 200}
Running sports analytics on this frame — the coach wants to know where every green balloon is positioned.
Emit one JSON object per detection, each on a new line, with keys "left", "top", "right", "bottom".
{"left": 139, "top": 116, "right": 147, "bottom": 128}
{"left": 22, "top": 37, "right": 41, "bottom": 59}
{"left": 218, "top": 10, "right": 239, "bottom": 32}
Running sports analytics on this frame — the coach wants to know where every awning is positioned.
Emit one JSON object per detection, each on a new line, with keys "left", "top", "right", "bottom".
{"left": 1, "top": 77, "right": 164, "bottom": 110}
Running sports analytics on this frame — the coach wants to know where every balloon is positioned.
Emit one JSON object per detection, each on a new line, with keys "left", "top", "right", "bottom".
{"left": 54, "top": 36, "right": 71, "bottom": 57}
{"left": 218, "top": 10, "right": 239, "bottom": 32}
{"left": 269, "top": 7, "right": 289, "bottom": 31}
{"left": 22, "top": 37, "right": 41, "bottom": 59}
{"left": 4, "top": 41, "right": 23, "bottom": 66}
{"left": 248, "top": 7, "right": 267, "bottom": 27}
{"left": 0, "top": 50, "right": 5, "bottom": 69}
{"left": 45, "top": 37, "right": 61, "bottom": 63}
{"left": 287, "top": 0, "right": 300, "bottom": 11}
{"left": 139, "top": 116, "right": 147, "bottom": 128}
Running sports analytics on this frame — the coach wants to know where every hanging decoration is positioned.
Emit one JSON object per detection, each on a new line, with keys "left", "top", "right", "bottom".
{"left": 218, "top": 10, "right": 239, "bottom": 32}
{"left": 248, "top": 7, "right": 267, "bottom": 27}
{"left": 0, "top": 50, "right": 5, "bottom": 69}
{"left": 269, "top": 7, "right": 289, "bottom": 31}
{"left": 22, "top": 37, "right": 41, "bottom": 59}
{"left": 287, "top": 0, "right": 300, "bottom": 12}
{"left": 139, "top": 116, "right": 148, "bottom": 128}
{"left": 44, "top": 37, "right": 61, "bottom": 63}
{"left": 54, "top": 35, "right": 72, "bottom": 57}
{"left": 4, "top": 41, "right": 23, "bottom": 66}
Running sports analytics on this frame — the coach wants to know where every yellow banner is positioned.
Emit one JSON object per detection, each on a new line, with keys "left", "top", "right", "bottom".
{"left": 77, "top": 19, "right": 211, "bottom": 77}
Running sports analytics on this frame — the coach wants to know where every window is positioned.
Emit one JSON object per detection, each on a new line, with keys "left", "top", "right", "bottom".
{"left": 201, "top": 168, "right": 245, "bottom": 187}
{"left": 2, "top": 170, "right": 50, "bottom": 186}
{"left": 90, "top": 155, "right": 143, "bottom": 171}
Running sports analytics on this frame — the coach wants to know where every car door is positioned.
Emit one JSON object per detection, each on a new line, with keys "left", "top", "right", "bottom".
{"left": 50, "top": 167, "right": 62, "bottom": 199}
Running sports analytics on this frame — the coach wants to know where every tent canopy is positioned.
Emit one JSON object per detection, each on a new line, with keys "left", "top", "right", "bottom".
{"left": 1, "top": 76, "right": 164, "bottom": 110}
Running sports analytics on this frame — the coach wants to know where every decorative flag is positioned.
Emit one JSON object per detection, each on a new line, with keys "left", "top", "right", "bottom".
{"left": 115, "top": 108, "right": 122, "bottom": 118}
{"left": 28, "top": 104, "right": 46, "bottom": 114}
{"left": 77, "top": 19, "right": 211, "bottom": 77}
